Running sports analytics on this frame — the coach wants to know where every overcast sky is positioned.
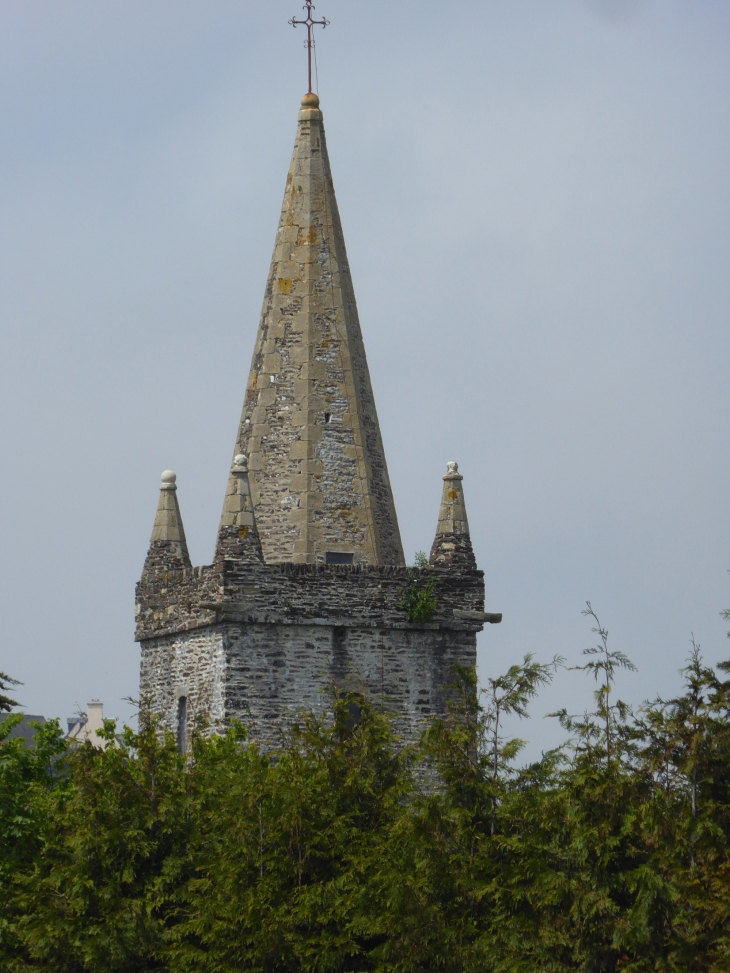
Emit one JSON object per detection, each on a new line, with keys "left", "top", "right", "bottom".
{"left": 1, "top": 0, "right": 729, "bottom": 753}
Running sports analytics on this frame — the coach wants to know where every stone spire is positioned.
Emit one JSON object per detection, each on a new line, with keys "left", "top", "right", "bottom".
{"left": 142, "top": 471, "right": 192, "bottom": 574}
{"left": 430, "top": 462, "right": 477, "bottom": 569}
{"left": 215, "top": 454, "right": 263, "bottom": 562}
{"left": 231, "top": 93, "right": 404, "bottom": 566}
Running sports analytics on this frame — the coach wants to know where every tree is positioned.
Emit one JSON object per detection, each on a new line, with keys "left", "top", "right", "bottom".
{"left": 9, "top": 716, "right": 189, "bottom": 972}
{"left": 167, "top": 689, "right": 411, "bottom": 972}
{"left": 638, "top": 641, "right": 730, "bottom": 970}
{"left": 0, "top": 714, "right": 67, "bottom": 965}
{"left": 3, "top": 604, "right": 730, "bottom": 972}
{"left": 0, "top": 671, "right": 21, "bottom": 712}
{"left": 552, "top": 602, "right": 638, "bottom": 766}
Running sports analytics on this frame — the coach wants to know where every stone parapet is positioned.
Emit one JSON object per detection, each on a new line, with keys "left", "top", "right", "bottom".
{"left": 135, "top": 561, "right": 486, "bottom": 643}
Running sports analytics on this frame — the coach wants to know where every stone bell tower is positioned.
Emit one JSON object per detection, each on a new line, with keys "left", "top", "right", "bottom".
{"left": 135, "top": 93, "right": 500, "bottom": 749}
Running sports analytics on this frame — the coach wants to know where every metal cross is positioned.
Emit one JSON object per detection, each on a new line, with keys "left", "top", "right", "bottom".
{"left": 289, "top": 1, "right": 329, "bottom": 95}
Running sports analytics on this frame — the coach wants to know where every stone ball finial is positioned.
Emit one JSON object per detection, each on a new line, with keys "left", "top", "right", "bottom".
{"left": 233, "top": 454, "right": 248, "bottom": 470}
{"left": 446, "top": 461, "right": 459, "bottom": 474}
{"left": 301, "top": 92, "right": 320, "bottom": 109}
{"left": 160, "top": 470, "right": 177, "bottom": 490}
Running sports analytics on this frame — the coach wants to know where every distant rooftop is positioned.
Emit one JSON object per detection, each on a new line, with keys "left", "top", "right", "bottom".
{"left": 2, "top": 714, "right": 46, "bottom": 745}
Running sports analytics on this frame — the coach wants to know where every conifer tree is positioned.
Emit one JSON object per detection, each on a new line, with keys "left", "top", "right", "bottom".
{"left": 2, "top": 606, "right": 730, "bottom": 971}
{"left": 9, "top": 716, "right": 189, "bottom": 972}
{"left": 0, "top": 671, "right": 21, "bottom": 712}
{"left": 0, "top": 715, "right": 67, "bottom": 965}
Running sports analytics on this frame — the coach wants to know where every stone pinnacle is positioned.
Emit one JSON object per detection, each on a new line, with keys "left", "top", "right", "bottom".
{"left": 429, "top": 462, "right": 477, "bottom": 569}
{"left": 214, "top": 454, "right": 263, "bottom": 562}
{"left": 142, "top": 471, "right": 192, "bottom": 575}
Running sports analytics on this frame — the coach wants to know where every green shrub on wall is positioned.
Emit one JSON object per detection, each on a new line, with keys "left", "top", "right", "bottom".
{"left": 399, "top": 551, "right": 438, "bottom": 622}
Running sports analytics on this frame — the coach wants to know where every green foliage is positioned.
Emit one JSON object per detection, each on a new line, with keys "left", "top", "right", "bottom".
{"left": 0, "top": 713, "right": 67, "bottom": 962}
{"left": 637, "top": 640, "right": 730, "bottom": 969}
{"left": 413, "top": 550, "right": 429, "bottom": 568}
{"left": 2, "top": 606, "right": 730, "bottom": 971}
{"left": 556, "top": 602, "right": 639, "bottom": 765}
{"left": 6, "top": 715, "right": 190, "bottom": 972}
{"left": 167, "top": 692, "right": 410, "bottom": 971}
{"left": 399, "top": 555, "right": 438, "bottom": 622}
{"left": 481, "top": 653, "right": 563, "bottom": 781}
{"left": 0, "top": 670, "right": 21, "bottom": 712}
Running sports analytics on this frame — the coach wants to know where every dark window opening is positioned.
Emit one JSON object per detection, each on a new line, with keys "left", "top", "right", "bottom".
{"left": 324, "top": 412, "right": 331, "bottom": 423}
{"left": 338, "top": 691, "right": 364, "bottom": 731}
{"left": 345, "top": 699, "right": 362, "bottom": 728}
{"left": 177, "top": 696, "right": 188, "bottom": 754}
{"left": 326, "top": 552, "right": 354, "bottom": 565}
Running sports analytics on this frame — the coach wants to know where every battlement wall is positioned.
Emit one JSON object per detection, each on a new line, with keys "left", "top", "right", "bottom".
{"left": 135, "top": 561, "right": 488, "bottom": 643}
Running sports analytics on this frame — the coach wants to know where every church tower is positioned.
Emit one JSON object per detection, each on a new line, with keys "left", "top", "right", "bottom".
{"left": 135, "top": 91, "right": 500, "bottom": 747}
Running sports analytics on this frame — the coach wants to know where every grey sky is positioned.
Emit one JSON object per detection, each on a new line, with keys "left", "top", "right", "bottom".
{"left": 1, "top": 0, "right": 729, "bottom": 752}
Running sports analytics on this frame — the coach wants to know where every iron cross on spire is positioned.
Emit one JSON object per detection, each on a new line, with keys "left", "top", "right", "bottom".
{"left": 289, "top": 1, "right": 329, "bottom": 95}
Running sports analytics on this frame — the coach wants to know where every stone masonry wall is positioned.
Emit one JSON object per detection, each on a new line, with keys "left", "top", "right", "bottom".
{"left": 139, "top": 628, "right": 226, "bottom": 737}
{"left": 222, "top": 622, "right": 476, "bottom": 747}
{"left": 139, "top": 620, "right": 476, "bottom": 748}
{"left": 136, "top": 562, "right": 487, "bottom": 642}
{"left": 136, "top": 561, "right": 487, "bottom": 745}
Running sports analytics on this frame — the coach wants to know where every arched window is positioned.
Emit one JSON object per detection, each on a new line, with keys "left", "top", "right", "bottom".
{"left": 177, "top": 696, "right": 188, "bottom": 754}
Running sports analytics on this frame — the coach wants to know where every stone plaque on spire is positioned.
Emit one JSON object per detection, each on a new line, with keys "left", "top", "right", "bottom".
{"left": 231, "top": 93, "right": 404, "bottom": 565}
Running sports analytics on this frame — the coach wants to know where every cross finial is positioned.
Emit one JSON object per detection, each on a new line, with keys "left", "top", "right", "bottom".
{"left": 289, "top": 1, "right": 329, "bottom": 95}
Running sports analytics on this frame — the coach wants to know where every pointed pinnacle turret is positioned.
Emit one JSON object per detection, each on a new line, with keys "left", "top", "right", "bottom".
{"left": 232, "top": 94, "right": 404, "bottom": 566}
{"left": 142, "top": 471, "right": 192, "bottom": 575}
{"left": 430, "top": 462, "right": 477, "bottom": 569}
{"left": 215, "top": 454, "right": 263, "bottom": 562}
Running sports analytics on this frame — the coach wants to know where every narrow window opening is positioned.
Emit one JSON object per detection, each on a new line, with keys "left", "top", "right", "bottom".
{"left": 326, "top": 552, "right": 354, "bottom": 565}
{"left": 177, "top": 696, "right": 188, "bottom": 754}
{"left": 324, "top": 412, "right": 331, "bottom": 423}
{"left": 346, "top": 698, "right": 362, "bottom": 728}
{"left": 338, "top": 691, "right": 364, "bottom": 730}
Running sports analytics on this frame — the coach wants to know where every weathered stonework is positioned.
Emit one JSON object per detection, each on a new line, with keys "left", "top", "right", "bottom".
{"left": 143, "top": 471, "right": 192, "bottom": 574}
{"left": 137, "top": 559, "right": 491, "bottom": 746}
{"left": 233, "top": 94, "right": 403, "bottom": 567}
{"left": 136, "top": 94, "right": 500, "bottom": 747}
{"left": 430, "top": 462, "right": 476, "bottom": 569}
